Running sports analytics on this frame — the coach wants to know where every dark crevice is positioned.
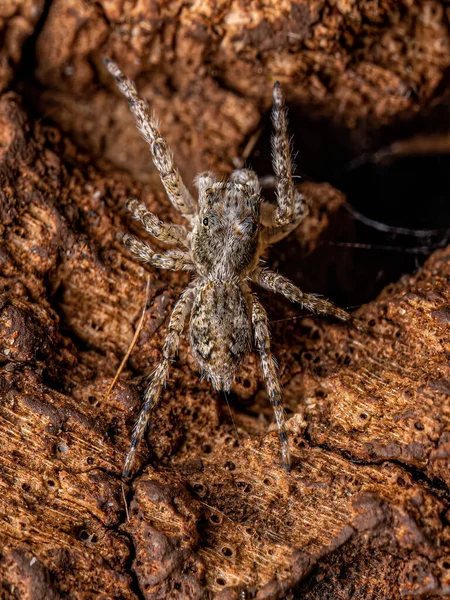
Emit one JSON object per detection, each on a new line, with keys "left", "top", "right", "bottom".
{"left": 92, "top": 1, "right": 112, "bottom": 28}
{"left": 246, "top": 92, "right": 450, "bottom": 307}
{"left": 303, "top": 429, "right": 450, "bottom": 504}
{"left": 117, "top": 516, "right": 147, "bottom": 600}
{"left": 55, "top": 458, "right": 146, "bottom": 597}
{"left": 11, "top": 0, "right": 54, "bottom": 93}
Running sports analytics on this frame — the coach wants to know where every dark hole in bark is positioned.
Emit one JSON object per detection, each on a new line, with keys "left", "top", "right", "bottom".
{"left": 249, "top": 104, "right": 450, "bottom": 308}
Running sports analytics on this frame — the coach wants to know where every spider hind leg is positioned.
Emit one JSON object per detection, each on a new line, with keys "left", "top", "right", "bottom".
{"left": 122, "top": 287, "right": 194, "bottom": 478}
{"left": 251, "top": 295, "right": 291, "bottom": 470}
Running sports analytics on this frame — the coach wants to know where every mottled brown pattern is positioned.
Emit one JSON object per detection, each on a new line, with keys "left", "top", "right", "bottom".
{"left": 190, "top": 280, "right": 251, "bottom": 390}
{"left": 1, "top": 88, "right": 450, "bottom": 599}
{"left": 105, "top": 60, "right": 357, "bottom": 478}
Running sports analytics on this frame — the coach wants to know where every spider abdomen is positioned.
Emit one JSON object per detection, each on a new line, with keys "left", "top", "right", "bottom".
{"left": 190, "top": 279, "right": 251, "bottom": 391}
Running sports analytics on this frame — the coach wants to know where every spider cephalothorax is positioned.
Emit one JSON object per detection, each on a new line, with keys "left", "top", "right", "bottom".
{"left": 192, "top": 178, "right": 261, "bottom": 278}
{"left": 104, "top": 58, "right": 355, "bottom": 478}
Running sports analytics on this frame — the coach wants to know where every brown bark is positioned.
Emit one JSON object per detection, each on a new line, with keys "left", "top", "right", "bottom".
{"left": 1, "top": 2, "right": 450, "bottom": 599}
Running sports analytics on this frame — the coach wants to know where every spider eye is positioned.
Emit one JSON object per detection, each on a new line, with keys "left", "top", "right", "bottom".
{"left": 203, "top": 217, "right": 209, "bottom": 226}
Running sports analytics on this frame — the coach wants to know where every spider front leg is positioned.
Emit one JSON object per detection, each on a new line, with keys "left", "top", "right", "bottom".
{"left": 252, "top": 267, "right": 355, "bottom": 324}
{"left": 123, "top": 287, "right": 195, "bottom": 478}
{"left": 261, "top": 189, "right": 309, "bottom": 246}
{"left": 104, "top": 58, "right": 196, "bottom": 217}
{"left": 271, "top": 82, "right": 307, "bottom": 228}
{"left": 251, "top": 295, "right": 291, "bottom": 470}
{"left": 126, "top": 198, "right": 189, "bottom": 247}
{"left": 262, "top": 85, "right": 309, "bottom": 245}
{"left": 122, "top": 234, "right": 193, "bottom": 271}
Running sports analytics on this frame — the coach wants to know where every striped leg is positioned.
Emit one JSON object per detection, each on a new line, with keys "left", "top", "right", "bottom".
{"left": 122, "top": 234, "right": 193, "bottom": 271}
{"left": 104, "top": 58, "right": 196, "bottom": 216}
{"left": 123, "top": 288, "right": 195, "bottom": 478}
{"left": 271, "top": 82, "right": 298, "bottom": 227}
{"left": 252, "top": 267, "right": 354, "bottom": 323}
{"left": 251, "top": 295, "right": 290, "bottom": 470}
{"left": 261, "top": 189, "right": 309, "bottom": 246}
{"left": 126, "top": 198, "right": 189, "bottom": 247}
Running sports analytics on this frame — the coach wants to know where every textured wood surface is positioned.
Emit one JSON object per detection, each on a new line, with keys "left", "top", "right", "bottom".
{"left": 1, "top": 2, "right": 450, "bottom": 599}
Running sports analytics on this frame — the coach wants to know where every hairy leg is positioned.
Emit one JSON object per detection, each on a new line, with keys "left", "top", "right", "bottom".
{"left": 261, "top": 189, "right": 309, "bottom": 245}
{"left": 252, "top": 267, "right": 354, "bottom": 323}
{"left": 271, "top": 82, "right": 298, "bottom": 227}
{"left": 126, "top": 197, "right": 189, "bottom": 247}
{"left": 104, "top": 58, "right": 196, "bottom": 216}
{"left": 123, "top": 287, "right": 195, "bottom": 478}
{"left": 251, "top": 295, "right": 290, "bottom": 469}
{"left": 122, "top": 234, "right": 193, "bottom": 271}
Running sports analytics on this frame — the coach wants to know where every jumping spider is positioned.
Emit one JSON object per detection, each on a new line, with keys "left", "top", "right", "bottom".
{"left": 104, "top": 58, "right": 355, "bottom": 478}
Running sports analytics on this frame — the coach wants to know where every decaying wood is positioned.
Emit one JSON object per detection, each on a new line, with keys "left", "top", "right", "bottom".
{"left": 1, "top": 2, "right": 450, "bottom": 599}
